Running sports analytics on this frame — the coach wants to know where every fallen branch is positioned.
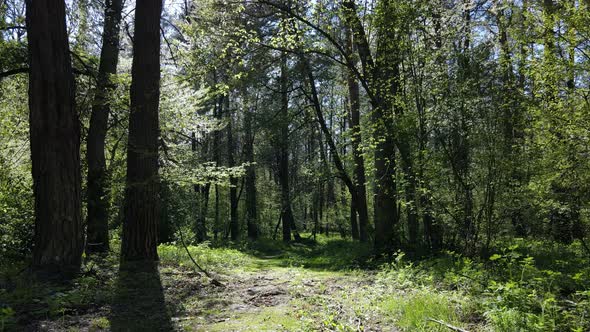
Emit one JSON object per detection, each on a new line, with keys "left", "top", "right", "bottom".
{"left": 177, "top": 226, "right": 225, "bottom": 287}
{"left": 426, "top": 318, "right": 469, "bottom": 332}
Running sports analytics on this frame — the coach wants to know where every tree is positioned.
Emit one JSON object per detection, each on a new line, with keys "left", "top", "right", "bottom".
{"left": 345, "top": 26, "right": 368, "bottom": 242}
{"left": 244, "top": 96, "right": 258, "bottom": 240}
{"left": 121, "top": 0, "right": 163, "bottom": 262}
{"left": 342, "top": 0, "right": 400, "bottom": 250}
{"left": 26, "top": 0, "right": 83, "bottom": 275}
{"left": 279, "top": 51, "right": 295, "bottom": 242}
{"left": 227, "top": 96, "right": 239, "bottom": 241}
{"left": 86, "top": 0, "right": 123, "bottom": 254}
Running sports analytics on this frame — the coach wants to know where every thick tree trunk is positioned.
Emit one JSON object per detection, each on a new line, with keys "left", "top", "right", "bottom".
{"left": 244, "top": 104, "right": 258, "bottom": 240}
{"left": 86, "top": 0, "right": 123, "bottom": 254}
{"left": 26, "top": 0, "right": 83, "bottom": 275}
{"left": 279, "top": 52, "right": 294, "bottom": 242}
{"left": 121, "top": 0, "right": 163, "bottom": 262}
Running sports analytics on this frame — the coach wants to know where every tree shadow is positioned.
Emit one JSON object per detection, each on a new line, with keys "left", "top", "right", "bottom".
{"left": 109, "top": 261, "right": 173, "bottom": 332}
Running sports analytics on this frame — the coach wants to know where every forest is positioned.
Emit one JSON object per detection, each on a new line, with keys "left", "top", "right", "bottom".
{"left": 0, "top": 0, "right": 589, "bottom": 331}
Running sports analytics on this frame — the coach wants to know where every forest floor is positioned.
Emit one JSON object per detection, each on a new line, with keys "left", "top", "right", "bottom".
{"left": 2, "top": 235, "right": 589, "bottom": 331}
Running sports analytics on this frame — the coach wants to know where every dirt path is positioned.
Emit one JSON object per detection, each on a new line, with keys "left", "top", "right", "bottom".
{"left": 171, "top": 266, "right": 388, "bottom": 331}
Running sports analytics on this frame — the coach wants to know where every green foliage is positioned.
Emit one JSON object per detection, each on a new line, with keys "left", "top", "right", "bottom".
{"left": 158, "top": 242, "right": 253, "bottom": 273}
{"left": 0, "top": 74, "right": 32, "bottom": 264}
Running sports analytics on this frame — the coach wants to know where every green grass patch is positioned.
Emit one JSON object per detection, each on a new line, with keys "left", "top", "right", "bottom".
{"left": 379, "top": 289, "right": 465, "bottom": 331}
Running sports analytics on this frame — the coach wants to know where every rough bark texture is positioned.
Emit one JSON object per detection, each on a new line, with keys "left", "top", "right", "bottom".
{"left": 26, "top": 0, "right": 83, "bottom": 275}
{"left": 121, "top": 0, "right": 162, "bottom": 262}
{"left": 86, "top": 0, "right": 123, "bottom": 254}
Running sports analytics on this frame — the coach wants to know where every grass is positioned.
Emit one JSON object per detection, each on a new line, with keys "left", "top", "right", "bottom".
{"left": 198, "top": 305, "right": 301, "bottom": 331}
{"left": 379, "top": 289, "right": 464, "bottom": 331}
{"left": 1, "top": 235, "right": 589, "bottom": 331}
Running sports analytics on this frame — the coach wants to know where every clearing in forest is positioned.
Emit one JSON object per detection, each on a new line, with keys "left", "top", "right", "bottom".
{"left": 3, "top": 237, "right": 478, "bottom": 331}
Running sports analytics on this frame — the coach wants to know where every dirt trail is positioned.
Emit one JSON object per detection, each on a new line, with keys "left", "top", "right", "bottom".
{"left": 173, "top": 267, "right": 385, "bottom": 331}
{"left": 24, "top": 262, "right": 391, "bottom": 331}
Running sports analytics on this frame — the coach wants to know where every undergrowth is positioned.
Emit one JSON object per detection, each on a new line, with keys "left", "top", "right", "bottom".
{"left": 0, "top": 235, "right": 588, "bottom": 331}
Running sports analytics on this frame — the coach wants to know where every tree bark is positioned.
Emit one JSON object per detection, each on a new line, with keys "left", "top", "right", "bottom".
{"left": 26, "top": 0, "right": 83, "bottom": 275}
{"left": 86, "top": 0, "right": 123, "bottom": 254}
{"left": 121, "top": 0, "right": 163, "bottom": 262}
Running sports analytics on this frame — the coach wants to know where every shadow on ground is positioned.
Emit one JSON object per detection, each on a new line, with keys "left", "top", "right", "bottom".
{"left": 109, "top": 261, "right": 173, "bottom": 332}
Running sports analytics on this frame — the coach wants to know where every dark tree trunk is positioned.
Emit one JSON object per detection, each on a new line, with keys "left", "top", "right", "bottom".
{"left": 26, "top": 0, "right": 83, "bottom": 275}
{"left": 372, "top": 0, "right": 400, "bottom": 251}
{"left": 279, "top": 52, "right": 293, "bottom": 242}
{"left": 121, "top": 0, "right": 162, "bottom": 262}
{"left": 343, "top": 0, "right": 399, "bottom": 250}
{"left": 213, "top": 94, "right": 222, "bottom": 240}
{"left": 244, "top": 103, "right": 258, "bottom": 240}
{"left": 398, "top": 141, "right": 418, "bottom": 249}
{"left": 345, "top": 27, "right": 368, "bottom": 242}
{"left": 192, "top": 132, "right": 209, "bottom": 242}
{"left": 86, "top": 0, "right": 123, "bottom": 254}
{"left": 227, "top": 97, "right": 239, "bottom": 241}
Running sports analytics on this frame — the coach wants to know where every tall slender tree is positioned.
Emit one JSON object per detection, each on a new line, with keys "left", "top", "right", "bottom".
{"left": 86, "top": 0, "right": 123, "bottom": 254}
{"left": 345, "top": 27, "right": 369, "bottom": 242}
{"left": 279, "top": 52, "right": 295, "bottom": 242}
{"left": 227, "top": 96, "right": 239, "bottom": 241}
{"left": 26, "top": 0, "right": 83, "bottom": 274}
{"left": 244, "top": 98, "right": 258, "bottom": 240}
{"left": 121, "top": 0, "right": 163, "bottom": 262}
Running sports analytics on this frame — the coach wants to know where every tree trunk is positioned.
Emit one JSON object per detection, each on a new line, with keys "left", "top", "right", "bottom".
{"left": 301, "top": 53, "right": 371, "bottom": 243}
{"left": 279, "top": 52, "right": 293, "bottom": 242}
{"left": 213, "top": 94, "right": 222, "bottom": 240}
{"left": 346, "top": 27, "right": 368, "bottom": 242}
{"left": 26, "top": 0, "right": 83, "bottom": 275}
{"left": 372, "top": 0, "right": 400, "bottom": 250}
{"left": 244, "top": 103, "right": 258, "bottom": 240}
{"left": 121, "top": 0, "right": 162, "bottom": 262}
{"left": 343, "top": 0, "right": 399, "bottom": 250}
{"left": 86, "top": 0, "right": 123, "bottom": 254}
{"left": 227, "top": 96, "right": 239, "bottom": 241}
{"left": 192, "top": 132, "right": 209, "bottom": 242}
